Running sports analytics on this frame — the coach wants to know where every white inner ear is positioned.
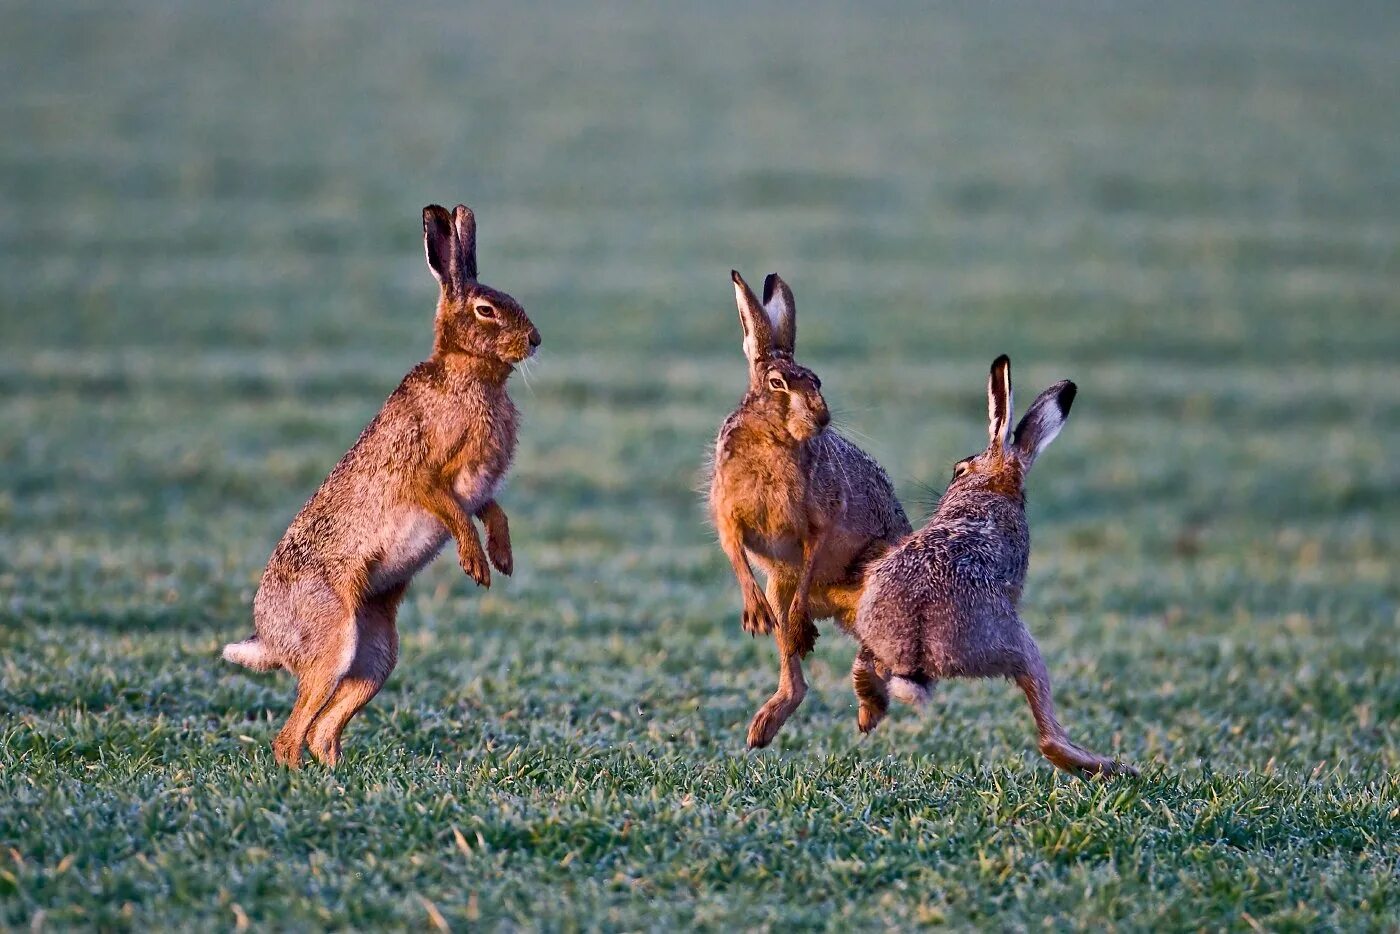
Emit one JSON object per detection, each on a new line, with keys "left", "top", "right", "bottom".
{"left": 1030, "top": 414, "right": 1065, "bottom": 457}
{"left": 762, "top": 297, "right": 784, "bottom": 332}
{"left": 1020, "top": 402, "right": 1067, "bottom": 459}
{"left": 735, "top": 281, "right": 764, "bottom": 362}
{"left": 1003, "top": 383, "right": 1014, "bottom": 443}
{"left": 742, "top": 330, "right": 760, "bottom": 363}
{"left": 988, "top": 379, "right": 1013, "bottom": 444}
{"left": 425, "top": 240, "right": 446, "bottom": 284}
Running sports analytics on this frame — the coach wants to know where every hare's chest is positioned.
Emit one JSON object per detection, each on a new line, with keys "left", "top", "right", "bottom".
{"left": 448, "top": 414, "right": 516, "bottom": 512}
{"left": 453, "top": 463, "right": 502, "bottom": 512}
{"left": 722, "top": 483, "right": 807, "bottom": 564}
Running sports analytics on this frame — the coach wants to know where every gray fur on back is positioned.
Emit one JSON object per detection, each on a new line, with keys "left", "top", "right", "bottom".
{"left": 854, "top": 478, "right": 1032, "bottom": 679}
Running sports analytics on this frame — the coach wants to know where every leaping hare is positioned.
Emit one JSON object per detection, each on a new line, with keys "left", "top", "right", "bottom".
{"left": 851, "top": 355, "right": 1136, "bottom": 778}
{"left": 709, "top": 271, "right": 912, "bottom": 748}
{"left": 223, "top": 203, "right": 541, "bottom": 768}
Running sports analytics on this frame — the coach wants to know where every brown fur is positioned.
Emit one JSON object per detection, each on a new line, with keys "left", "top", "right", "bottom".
{"left": 852, "top": 356, "right": 1137, "bottom": 778}
{"left": 223, "top": 203, "right": 540, "bottom": 768}
{"left": 708, "top": 271, "right": 911, "bottom": 748}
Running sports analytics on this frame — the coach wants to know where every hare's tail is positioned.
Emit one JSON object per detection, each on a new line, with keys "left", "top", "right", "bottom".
{"left": 221, "top": 636, "right": 280, "bottom": 672}
{"left": 888, "top": 674, "right": 931, "bottom": 707}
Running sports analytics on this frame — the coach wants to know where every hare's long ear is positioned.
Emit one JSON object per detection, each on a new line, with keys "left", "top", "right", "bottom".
{"left": 762, "top": 273, "right": 796, "bottom": 355}
{"left": 452, "top": 204, "right": 478, "bottom": 281}
{"left": 423, "top": 204, "right": 459, "bottom": 292}
{"left": 1013, "top": 380, "right": 1076, "bottom": 466}
{"left": 987, "top": 354, "right": 1013, "bottom": 450}
{"left": 732, "top": 270, "right": 775, "bottom": 370}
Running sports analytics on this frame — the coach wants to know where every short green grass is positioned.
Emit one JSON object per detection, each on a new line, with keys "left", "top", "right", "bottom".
{"left": 3, "top": 0, "right": 1399, "bottom": 929}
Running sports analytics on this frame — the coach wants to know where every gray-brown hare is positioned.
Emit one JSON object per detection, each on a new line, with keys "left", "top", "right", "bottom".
{"left": 851, "top": 356, "right": 1136, "bottom": 778}
{"left": 708, "top": 271, "right": 911, "bottom": 748}
{"left": 223, "top": 204, "right": 540, "bottom": 768}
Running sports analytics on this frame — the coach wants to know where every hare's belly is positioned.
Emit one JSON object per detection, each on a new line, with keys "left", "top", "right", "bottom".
{"left": 743, "top": 530, "right": 803, "bottom": 567}
{"left": 746, "top": 527, "right": 869, "bottom": 584}
{"left": 454, "top": 464, "right": 501, "bottom": 514}
{"left": 369, "top": 507, "right": 450, "bottom": 591}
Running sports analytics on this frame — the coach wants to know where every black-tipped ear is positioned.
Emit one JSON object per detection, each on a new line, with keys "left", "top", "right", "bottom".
{"left": 987, "top": 355, "right": 1013, "bottom": 449}
{"left": 732, "top": 270, "right": 775, "bottom": 368}
{"left": 453, "top": 204, "right": 477, "bottom": 281}
{"left": 1013, "top": 380, "right": 1076, "bottom": 465}
{"left": 423, "top": 204, "right": 457, "bottom": 291}
{"left": 762, "top": 273, "right": 796, "bottom": 355}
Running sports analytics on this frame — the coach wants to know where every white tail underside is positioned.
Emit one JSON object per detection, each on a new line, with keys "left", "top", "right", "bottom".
{"left": 221, "top": 637, "right": 280, "bottom": 672}
{"left": 888, "top": 676, "right": 931, "bottom": 707}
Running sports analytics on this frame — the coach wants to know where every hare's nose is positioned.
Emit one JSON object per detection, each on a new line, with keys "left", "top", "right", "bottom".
{"left": 817, "top": 406, "right": 831, "bottom": 429}
{"left": 529, "top": 328, "right": 541, "bottom": 348}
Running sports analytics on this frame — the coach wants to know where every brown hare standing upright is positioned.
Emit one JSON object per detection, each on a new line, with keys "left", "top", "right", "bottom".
{"left": 223, "top": 203, "right": 540, "bottom": 768}
{"left": 852, "top": 356, "right": 1136, "bottom": 778}
{"left": 709, "top": 271, "right": 911, "bottom": 748}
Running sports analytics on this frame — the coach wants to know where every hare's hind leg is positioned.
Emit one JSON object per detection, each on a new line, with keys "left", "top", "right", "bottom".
{"left": 747, "top": 576, "right": 807, "bottom": 749}
{"left": 851, "top": 647, "right": 890, "bottom": 734}
{"left": 1014, "top": 647, "right": 1136, "bottom": 778}
{"left": 307, "top": 585, "right": 404, "bottom": 767}
{"left": 271, "top": 586, "right": 358, "bottom": 769}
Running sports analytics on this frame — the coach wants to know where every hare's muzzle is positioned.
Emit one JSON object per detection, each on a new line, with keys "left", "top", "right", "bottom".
{"left": 788, "top": 393, "right": 830, "bottom": 441}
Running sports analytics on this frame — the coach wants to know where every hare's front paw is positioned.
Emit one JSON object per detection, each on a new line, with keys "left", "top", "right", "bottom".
{"left": 459, "top": 545, "right": 491, "bottom": 589}
{"left": 486, "top": 533, "right": 513, "bottom": 577}
{"left": 742, "top": 595, "right": 777, "bottom": 636}
{"left": 786, "top": 599, "right": 818, "bottom": 657}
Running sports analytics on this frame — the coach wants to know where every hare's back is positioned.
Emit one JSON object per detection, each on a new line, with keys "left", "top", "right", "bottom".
{"left": 857, "top": 527, "right": 1027, "bottom": 679}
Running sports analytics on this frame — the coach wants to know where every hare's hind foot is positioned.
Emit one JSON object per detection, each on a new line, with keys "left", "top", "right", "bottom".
{"left": 747, "top": 650, "right": 809, "bottom": 749}
{"left": 1014, "top": 661, "right": 1137, "bottom": 780}
{"left": 271, "top": 605, "right": 359, "bottom": 769}
{"left": 1039, "top": 737, "right": 1137, "bottom": 778}
{"left": 747, "top": 685, "right": 806, "bottom": 748}
{"left": 306, "top": 591, "right": 402, "bottom": 768}
{"left": 272, "top": 732, "right": 305, "bottom": 769}
{"left": 851, "top": 648, "right": 890, "bottom": 734}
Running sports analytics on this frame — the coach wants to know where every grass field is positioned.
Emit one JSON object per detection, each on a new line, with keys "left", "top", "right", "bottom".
{"left": 3, "top": 0, "right": 1399, "bottom": 929}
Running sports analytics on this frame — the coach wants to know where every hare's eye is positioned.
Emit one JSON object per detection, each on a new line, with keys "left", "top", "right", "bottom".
{"left": 768, "top": 377, "right": 786, "bottom": 391}
{"left": 475, "top": 304, "right": 497, "bottom": 319}
{"left": 952, "top": 461, "right": 970, "bottom": 479}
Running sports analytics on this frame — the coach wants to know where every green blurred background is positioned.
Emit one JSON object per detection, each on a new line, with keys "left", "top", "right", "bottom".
{"left": 2, "top": 1, "right": 1398, "bottom": 929}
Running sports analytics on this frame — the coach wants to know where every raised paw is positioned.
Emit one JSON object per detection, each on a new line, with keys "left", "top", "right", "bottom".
{"left": 459, "top": 546, "right": 491, "bottom": 588}
{"left": 741, "top": 597, "right": 777, "bottom": 636}
{"left": 487, "top": 534, "right": 513, "bottom": 577}
{"left": 787, "top": 601, "right": 819, "bottom": 657}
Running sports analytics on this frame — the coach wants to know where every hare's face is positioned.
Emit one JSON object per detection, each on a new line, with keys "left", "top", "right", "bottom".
{"left": 438, "top": 284, "right": 541, "bottom": 364}
{"left": 753, "top": 360, "right": 830, "bottom": 442}
{"left": 947, "top": 448, "right": 1024, "bottom": 499}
